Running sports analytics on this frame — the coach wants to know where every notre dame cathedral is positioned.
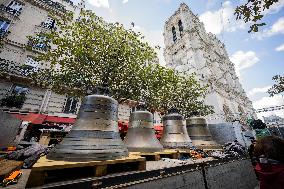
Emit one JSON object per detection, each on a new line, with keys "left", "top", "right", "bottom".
{"left": 163, "top": 3, "right": 256, "bottom": 125}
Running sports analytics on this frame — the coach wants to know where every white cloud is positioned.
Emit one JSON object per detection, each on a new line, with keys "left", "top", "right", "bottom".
{"left": 248, "top": 86, "right": 271, "bottom": 97}
{"left": 253, "top": 95, "right": 284, "bottom": 109}
{"left": 275, "top": 43, "right": 284, "bottom": 52}
{"left": 229, "top": 51, "right": 259, "bottom": 77}
{"left": 255, "top": 17, "right": 284, "bottom": 39}
{"left": 269, "top": 17, "right": 284, "bottom": 34}
{"left": 122, "top": 0, "right": 128, "bottom": 4}
{"left": 253, "top": 95, "right": 284, "bottom": 119}
{"left": 199, "top": 1, "right": 246, "bottom": 35}
{"left": 88, "top": 0, "right": 109, "bottom": 8}
{"left": 131, "top": 25, "right": 166, "bottom": 66}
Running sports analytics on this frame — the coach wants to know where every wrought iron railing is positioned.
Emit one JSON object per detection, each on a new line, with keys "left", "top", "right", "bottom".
{"left": 62, "top": 0, "right": 74, "bottom": 6}
{"left": 0, "top": 28, "right": 10, "bottom": 38}
{"left": 0, "top": 58, "right": 38, "bottom": 77}
{"left": 0, "top": 4, "right": 22, "bottom": 17}
{"left": 36, "top": 0, "right": 66, "bottom": 13}
{"left": 40, "top": 22, "right": 57, "bottom": 31}
{"left": 27, "top": 40, "right": 48, "bottom": 52}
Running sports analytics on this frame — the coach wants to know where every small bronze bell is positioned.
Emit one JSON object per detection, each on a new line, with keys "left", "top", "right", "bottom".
{"left": 124, "top": 105, "right": 163, "bottom": 152}
{"left": 160, "top": 108, "right": 192, "bottom": 149}
{"left": 186, "top": 116, "right": 219, "bottom": 149}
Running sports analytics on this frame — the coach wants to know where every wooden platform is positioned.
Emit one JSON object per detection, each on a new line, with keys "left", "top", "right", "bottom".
{"left": 0, "top": 160, "right": 23, "bottom": 182}
{"left": 130, "top": 150, "right": 179, "bottom": 161}
{"left": 26, "top": 155, "right": 146, "bottom": 188}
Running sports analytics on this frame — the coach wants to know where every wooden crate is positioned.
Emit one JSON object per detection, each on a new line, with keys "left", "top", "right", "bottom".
{"left": 26, "top": 155, "right": 146, "bottom": 188}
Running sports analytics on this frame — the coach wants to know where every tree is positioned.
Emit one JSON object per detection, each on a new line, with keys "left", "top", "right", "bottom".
{"left": 235, "top": 1, "right": 284, "bottom": 98}
{"left": 268, "top": 75, "right": 284, "bottom": 96}
{"left": 235, "top": 0, "right": 279, "bottom": 32}
{"left": 29, "top": 10, "right": 213, "bottom": 117}
{"left": 138, "top": 63, "right": 213, "bottom": 117}
{"left": 28, "top": 10, "right": 156, "bottom": 99}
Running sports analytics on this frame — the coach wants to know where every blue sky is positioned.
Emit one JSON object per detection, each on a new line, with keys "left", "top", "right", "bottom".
{"left": 75, "top": 0, "right": 284, "bottom": 119}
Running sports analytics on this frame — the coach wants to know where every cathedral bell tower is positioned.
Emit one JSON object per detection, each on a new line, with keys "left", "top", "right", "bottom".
{"left": 163, "top": 3, "right": 255, "bottom": 124}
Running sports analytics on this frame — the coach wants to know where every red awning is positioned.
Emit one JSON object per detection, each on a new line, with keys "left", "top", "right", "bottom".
{"left": 11, "top": 113, "right": 47, "bottom": 124}
{"left": 10, "top": 113, "right": 76, "bottom": 124}
{"left": 44, "top": 116, "right": 76, "bottom": 124}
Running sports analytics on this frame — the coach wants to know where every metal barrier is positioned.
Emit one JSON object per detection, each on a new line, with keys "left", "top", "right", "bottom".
{"left": 32, "top": 159, "right": 258, "bottom": 189}
{"left": 204, "top": 159, "right": 257, "bottom": 189}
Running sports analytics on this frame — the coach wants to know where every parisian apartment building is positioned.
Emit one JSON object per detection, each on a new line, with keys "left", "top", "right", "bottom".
{"left": 0, "top": 0, "right": 138, "bottom": 123}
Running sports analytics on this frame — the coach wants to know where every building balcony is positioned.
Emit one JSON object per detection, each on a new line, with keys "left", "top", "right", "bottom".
{"left": 0, "top": 4, "right": 21, "bottom": 17}
{"left": 29, "top": 0, "right": 67, "bottom": 14}
{"left": 0, "top": 29, "right": 10, "bottom": 38}
{"left": 40, "top": 22, "right": 57, "bottom": 31}
{"left": 0, "top": 58, "right": 38, "bottom": 79}
{"left": 27, "top": 40, "right": 48, "bottom": 53}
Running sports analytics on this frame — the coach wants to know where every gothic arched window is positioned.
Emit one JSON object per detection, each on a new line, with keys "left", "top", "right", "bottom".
{"left": 172, "top": 26, "right": 177, "bottom": 42}
{"left": 178, "top": 20, "right": 183, "bottom": 32}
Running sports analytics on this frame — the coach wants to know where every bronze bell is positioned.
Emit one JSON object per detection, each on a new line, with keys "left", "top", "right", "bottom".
{"left": 47, "top": 86, "right": 128, "bottom": 161}
{"left": 160, "top": 108, "right": 192, "bottom": 149}
{"left": 123, "top": 105, "right": 163, "bottom": 152}
{"left": 186, "top": 116, "right": 219, "bottom": 149}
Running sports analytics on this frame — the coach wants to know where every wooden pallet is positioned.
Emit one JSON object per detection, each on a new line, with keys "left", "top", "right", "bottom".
{"left": 158, "top": 150, "right": 179, "bottom": 159}
{"left": 26, "top": 155, "right": 146, "bottom": 188}
{"left": 130, "top": 152, "right": 161, "bottom": 161}
{"left": 130, "top": 150, "right": 179, "bottom": 161}
{"left": 0, "top": 159, "right": 23, "bottom": 182}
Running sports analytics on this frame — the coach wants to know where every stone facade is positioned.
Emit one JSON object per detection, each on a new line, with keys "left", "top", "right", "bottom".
{"left": 163, "top": 3, "right": 255, "bottom": 124}
{"left": 0, "top": 0, "right": 158, "bottom": 124}
{"left": 0, "top": 0, "right": 142, "bottom": 121}
{"left": 0, "top": 0, "right": 81, "bottom": 116}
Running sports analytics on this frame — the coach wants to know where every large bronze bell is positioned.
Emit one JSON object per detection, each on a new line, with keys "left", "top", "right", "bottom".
{"left": 186, "top": 116, "right": 219, "bottom": 149}
{"left": 160, "top": 108, "right": 192, "bottom": 149}
{"left": 47, "top": 87, "right": 128, "bottom": 161}
{"left": 123, "top": 105, "right": 163, "bottom": 152}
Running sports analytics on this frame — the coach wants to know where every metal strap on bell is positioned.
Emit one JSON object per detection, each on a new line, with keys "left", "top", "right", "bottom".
{"left": 47, "top": 86, "right": 128, "bottom": 161}
{"left": 123, "top": 105, "right": 163, "bottom": 152}
{"left": 186, "top": 116, "right": 220, "bottom": 149}
{"left": 160, "top": 108, "right": 192, "bottom": 149}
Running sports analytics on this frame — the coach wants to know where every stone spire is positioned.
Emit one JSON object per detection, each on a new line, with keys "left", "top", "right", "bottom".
{"left": 78, "top": 0, "right": 85, "bottom": 10}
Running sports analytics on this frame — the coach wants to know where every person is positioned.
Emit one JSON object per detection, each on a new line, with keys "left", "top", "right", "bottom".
{"left": 253, "top": 136, "right": 284, "bottom": 189}
{"left": 248, "top": 139, "right": 257, "bottom": 166}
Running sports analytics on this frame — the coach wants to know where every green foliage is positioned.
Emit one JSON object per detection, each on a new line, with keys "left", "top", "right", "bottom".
{"left": 0, "top": 94, "right": 26, "bottom": 109}
{"left": 135, "top": 63, "right": 213, "bottom": 117}
{"left": 235, "top": 0, "right": 278, "bottom": 32}
{"left": 268, "top": 75, "right": 284, "bottom": 96}
{"left": 29, "top": 10, "right": 213, "bottom": 117}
